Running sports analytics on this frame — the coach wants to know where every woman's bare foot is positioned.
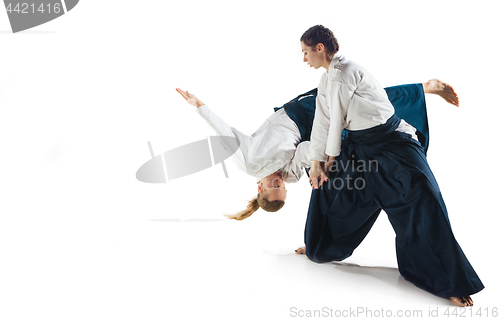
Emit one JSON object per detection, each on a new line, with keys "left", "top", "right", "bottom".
{"left": 294, "top": 242, "right": 473, "bottom": 307}
{"left": 295, "top": 245, "right": 306, "bottom": 254}
{"left": 294, "top": 243, "right": 473, "bottom": 306}
{"left": 450, "top": 296, "right": 473, "bottom": 307}
{"left": 422, "top": 79, "right": 459, "bottom": 107}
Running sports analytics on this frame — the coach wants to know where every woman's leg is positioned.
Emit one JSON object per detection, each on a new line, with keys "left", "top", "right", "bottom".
{"left": 384, "top": 79, "right": 459, "bottom": 155}
{"left": 304, "top": 151, "right": 382, "bottom": 263}
{"left": 422, "top": 79, "right": 459, "bottom": 107}
{"left": 384, "top": 83, "right": 430, "bottom": 154}
{"left": 369, "top": 132, "right": 484, "bottom": 303}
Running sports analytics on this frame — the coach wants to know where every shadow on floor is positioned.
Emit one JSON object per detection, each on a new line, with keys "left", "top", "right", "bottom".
{"left": 265, "top": 251, "right": 452, "bottom": 306}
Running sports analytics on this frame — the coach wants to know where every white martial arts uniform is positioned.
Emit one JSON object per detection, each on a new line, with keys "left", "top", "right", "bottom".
{"left": 309, "top": 53, "right": 417, "bottom": 162}
{"left": 195, "top": 105, "right": 311, "bottom": 183}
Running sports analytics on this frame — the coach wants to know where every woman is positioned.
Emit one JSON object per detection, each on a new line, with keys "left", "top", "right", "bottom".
{"left": 176, "top": 79, "right": 457, "bottom": 219}
{"left": 299, "top": 24, "right": 483, "bottom": 307}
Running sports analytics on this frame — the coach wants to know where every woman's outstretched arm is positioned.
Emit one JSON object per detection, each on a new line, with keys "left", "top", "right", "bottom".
{"left": 176, "top": 88, "right": 205, "bottom": 108}
{"left": 176, "top": 87, "right": 241, "bottom": 139}
{"left": 176, "top": 88, "right": 247, "bottom": 172}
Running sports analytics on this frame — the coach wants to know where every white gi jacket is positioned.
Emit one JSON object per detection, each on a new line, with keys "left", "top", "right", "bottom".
{"left": 309, "top": 53, "right": 417, "bottom": 162}
{"left": 195, "top": 105, "right": 311, "bottom": 183}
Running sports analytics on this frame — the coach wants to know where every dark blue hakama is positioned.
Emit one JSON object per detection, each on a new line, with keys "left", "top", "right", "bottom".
{"left": 276, "top": 83, "right": 484, "bottom": 298}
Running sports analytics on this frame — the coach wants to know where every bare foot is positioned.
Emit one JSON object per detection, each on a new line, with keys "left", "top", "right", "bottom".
{"left": 422, "top": 79, "right": 459, "bottom": 107}
{"left": 294, "top": 242, "right": 473, "bottom": 307}
{"left": 450, "top": 296, "right": 474, "bottom": 307}
{"left": 295, "top": 245, "right": 306, "bottom": 254}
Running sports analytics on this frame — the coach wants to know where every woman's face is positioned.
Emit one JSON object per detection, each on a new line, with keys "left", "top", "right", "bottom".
{"left": 258, "top": 171, "right": 287, "bottom": 202}
{"left": 301, "top": 41, "right": 324, "bottom": 69}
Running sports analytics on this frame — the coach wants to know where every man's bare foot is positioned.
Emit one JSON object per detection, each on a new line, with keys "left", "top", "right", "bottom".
{"left": 295, "top": 245, "right": 306, "bottom": 254}
{"left": 450, "top": 296, "right": 474, "bottom": 307}
{"left": 422, "top": 79, "right": 459, "bottom": 107}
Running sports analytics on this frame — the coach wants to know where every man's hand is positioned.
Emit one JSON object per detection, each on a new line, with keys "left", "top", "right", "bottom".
{"left": 176, "top": 88, "right": 205, "bottom": 108}
{"left": 309, "top": 160, "right": 328, "bottom": 189}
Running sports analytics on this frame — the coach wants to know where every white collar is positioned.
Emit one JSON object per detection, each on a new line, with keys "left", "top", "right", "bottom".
{"left": 328, "top": 52, "right": 344, "bottom": 73}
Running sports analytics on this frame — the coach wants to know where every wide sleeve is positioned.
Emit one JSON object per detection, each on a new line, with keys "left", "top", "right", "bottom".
{"left": 308, "top": 79, "right": 331, "bottom": 162}
{"left": 282, "top": 141, "right": 310, "bottom": 183}
{"left": 324, "top": 82, "right": 351, "bottom": 157}
{"left": 309, "top": 76, "right": 352, "bottom": 160}
{"left": 196, "top": 105, "right": 239, "bottom": 138}
{"left": 195, "top": 104, "right": 248, "bottom": 172}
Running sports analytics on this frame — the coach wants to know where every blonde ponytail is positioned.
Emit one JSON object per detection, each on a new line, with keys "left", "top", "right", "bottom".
{"left": 224, "top": 194, "right": 285, "bottom": 220}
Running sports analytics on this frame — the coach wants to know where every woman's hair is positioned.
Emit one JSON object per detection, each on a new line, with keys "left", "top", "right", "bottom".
{"left": 300, "top": 25, "right": 339, "bottom": 60}
{"left": 224, "top": 193, "right": 285, "bottom": 220}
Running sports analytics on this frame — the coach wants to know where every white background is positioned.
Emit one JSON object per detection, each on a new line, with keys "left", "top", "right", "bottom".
{"left": 1, "top": 0, "right": 499, "bottom": 320}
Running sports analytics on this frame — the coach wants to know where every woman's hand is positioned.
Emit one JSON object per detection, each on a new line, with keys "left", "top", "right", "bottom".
{"left": 176, "top": 88, "right": 205, "bottom": 108}
{"left": 309, "top": 160, "right": 328, "bottom": 189}
{"left": 323, "top": 156, "right": 335, "bottom": 173}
